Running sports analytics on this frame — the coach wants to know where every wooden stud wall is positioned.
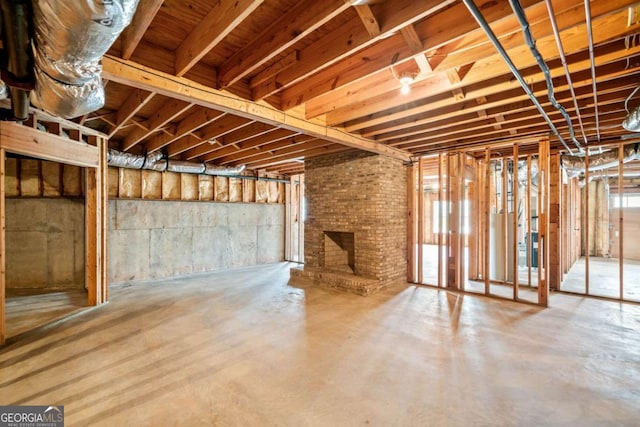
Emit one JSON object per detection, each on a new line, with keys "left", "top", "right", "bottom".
{"left": 0, "top": 121, "right": 106, "bottom": 345}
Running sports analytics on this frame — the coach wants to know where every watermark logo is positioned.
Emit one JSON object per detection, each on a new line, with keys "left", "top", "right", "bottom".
{"left": 0, "top": 405, "right": 64, "bottom": 427}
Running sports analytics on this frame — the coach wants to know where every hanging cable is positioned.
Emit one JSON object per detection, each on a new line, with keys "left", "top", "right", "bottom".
{"left": 509, "top": 0, "right": 582, "bottom": 152}
{"left": 462, "top": 0, "right": 576, "bottom": 154}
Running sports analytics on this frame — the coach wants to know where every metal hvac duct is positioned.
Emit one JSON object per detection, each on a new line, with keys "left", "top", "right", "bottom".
{"left": 0, "top": 0, "right": 34, "bottom": 121}
{"left": 30, "top": 0, "right": 139, "bottom": 118}
{"left": 623, "top": 106, "right": 640, "bottom": 132}
{"left": 107, "top": 149, "right": 247, "bottom": 177}
{"left": 561, "top": 144, "right": 640, "bottom": 178}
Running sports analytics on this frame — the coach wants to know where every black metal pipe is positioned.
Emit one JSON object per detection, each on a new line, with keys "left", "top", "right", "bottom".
{"left": 0, "top": 0, "right": 33, "bottom": 121}
{"left": 462, "top": 0, "right": 575, "bottom": 154}
{"left": 509, "top": 0, "right": 582, "bottom": 152}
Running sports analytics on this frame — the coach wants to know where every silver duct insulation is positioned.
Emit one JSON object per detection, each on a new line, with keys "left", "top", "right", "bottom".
{"left": 0, "top": 0, "right": 33, "bottom": 121}
{"left": 623, "top": 106, "right": 640, "bottom": 131}
{"left": 30, "top": 0, "right": 139, "bottom": 118}
{"left": 561, "top": 144, "right": 640, "bottom": 177}
{"left": 107, "top": 150, "right": 247, "bottom": 177}
{"left": 0, "top": 80, "right": 8, "bottom": 100}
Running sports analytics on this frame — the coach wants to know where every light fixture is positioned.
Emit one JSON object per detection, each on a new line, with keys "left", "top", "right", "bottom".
{"left": 399, "top": 72, "right": 414, "bottom": 95}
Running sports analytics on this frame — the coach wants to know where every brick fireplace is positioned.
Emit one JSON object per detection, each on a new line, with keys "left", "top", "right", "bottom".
{"left": 323, "top": 231, "right": 355, "bottom": 273}
{"left": 290, "top": 151, "right": 407, "bottom": 295}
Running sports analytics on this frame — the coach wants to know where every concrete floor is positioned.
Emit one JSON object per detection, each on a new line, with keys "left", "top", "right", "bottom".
{"left": 1, "top": 262, "right": 639, "bottom": 426}
{"left": 5, "top": 289, "right": 87, "bottom": 338}
{"left": 562, "top": 256, "right": 640, "bottom": 301}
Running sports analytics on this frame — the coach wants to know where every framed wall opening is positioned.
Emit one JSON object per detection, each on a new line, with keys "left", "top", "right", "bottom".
{"left": 0, "top": 118, "right": 108, "bottom": 345}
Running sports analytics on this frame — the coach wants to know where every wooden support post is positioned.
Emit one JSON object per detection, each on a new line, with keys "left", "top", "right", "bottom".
{"left": 458, "top": 154, "right": 465, "bottom": 291}
{"left": 438, "top": 153, "right": 444, "bottom": 287}
{"left": 285, "top": 177, "right": 292, "bottom": 261}
{"left": 418, "top": 157, "right": 424, "bottom": 284}
{"left": 297, "top": 174, "right": 304, "bottom": 264}
{"left": 407, "top": 163, "right": 417, "bottom": 283}
{"left": 100, "top": 137, "right": 108, "bottom": 303}
{"left": 538, "top": 138, "right": 550, "bottom": 306}
{"left": 468, "top": 163, "right": 478, "bottom": 280}
{"left": 585, "top": 151, "right": 590, "bottom": 295}
{"left": 502, "top": 156, "right": 508, "bottom": 285}
{"left": 619, "top": 143, "right": 624, "bottom": 298}
{"left": 526, "top": 155, "right": 532, "bottom": 287}
{"left": 548, "top": 152, "right": 561, "bottom": 291}
{"left": 447, "top": 154, "right": 459, "bottom": 289}
{"left": 0, "top": 149, "right": 5, "bottom": 345}
{"left": 513, "top": 144, "right": 519, "bottom": 300}
{"left": 86, "top": 136, "right": 108, "bottom": 306}
{"left": 484, "top": 148, "right": 490, "bottom": 295}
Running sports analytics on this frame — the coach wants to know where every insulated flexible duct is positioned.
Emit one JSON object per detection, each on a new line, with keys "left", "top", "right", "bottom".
{"left": 31, "top": 0, "right": 139, "bottom": 118}
{"left": 107, "top": 150, "right": 247, "bottom": 177}
{"left": 561, "top": 144, "right": 640, "bottom": 178}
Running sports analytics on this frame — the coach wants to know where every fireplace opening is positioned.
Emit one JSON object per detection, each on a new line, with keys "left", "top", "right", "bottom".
{"left": 323, "top": 231, "right": 355, "bottom": 273}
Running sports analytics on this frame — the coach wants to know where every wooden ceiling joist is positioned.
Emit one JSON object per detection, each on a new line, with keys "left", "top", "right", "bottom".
{"left": 121, "top": 0, "right": 165, "bottom": 60}
{"left": 219, "top": 0, "right": 352, "bottom": 89}
{"left": 109, "top": 89, "right": 156, "bottom": 138}
{"left": 102, "top": 56, "right": 411, "bottom": 161}
{"left": 122, "top": 99, "right": 193, "bottom": 151}
{"left": 174, "top": 0, "right": 263, "bottom": 77}
{"left": 251, "top": 0, "right": 456, "bottom": 101}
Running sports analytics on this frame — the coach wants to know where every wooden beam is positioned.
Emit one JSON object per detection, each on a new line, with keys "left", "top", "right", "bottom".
{"left": 110, "top": 89, "right": 155, "bottom": 138}
{"left": 0, "top": 149, "right": 4, "bottom": 345}
{"left": 121, "top": 0, "right": 165, "bottom": 60}
{"left": 251, "top": 51, "right": 300, "bottom": 89}
{"left": 175, "top": 0, "right": 263, "bottom": 77}
{"left": 351, "top": 52, "right": 640, "bottom": 136}
{"left": 219, "top": 0, "right": 351, "bottom": 88}
{"left": 204, "top": 128, "right": 299, "bottom": 162}
{"left": 303, "top": 2, "right": 638, "bottom": 120}
{"left": 122, "top": 100, "right": 193, "bottom": 151}
{"left": 355, "top": 4, "right": 380, "bottom": 37}
{"left": 180, "top": 115, "right": 254, "bottom": 160}
{"left": 400, "top": 24, "right": 423, "bottom": 54}
{"left": 252, "top": 0, "right": 455, "bottom": 100}
{"left": 146, "top": 107, "right": 226, "bottom": 153}
{"left": 103, "top": 56, "right": 411, "bottom": 161}
{"left": 281, "top": 0, "right": 634, "bottom": 111}
{"left": 0, "top": 122, "right": 99, "bottom": 168}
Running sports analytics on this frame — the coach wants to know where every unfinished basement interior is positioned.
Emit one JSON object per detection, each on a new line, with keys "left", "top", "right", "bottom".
{"left": 0, "top": 0, "right": 639, "bottom": 425}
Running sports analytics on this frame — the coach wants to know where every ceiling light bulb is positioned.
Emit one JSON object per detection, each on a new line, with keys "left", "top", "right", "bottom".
{"left": 400, "top": 83, "right": 411, "bottom": 95}
{"left": 399, "top": 75, "right": 414, "bottom": 86}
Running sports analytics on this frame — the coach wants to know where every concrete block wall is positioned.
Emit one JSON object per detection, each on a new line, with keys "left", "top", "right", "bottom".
{"left": 6, "top": 198, "right": 85, "bottom": 289}
{"left": 304, "top": 151, "right": 408, "bottom": 288}
{"left": 108, "top": 199, "right": 284, "bottom": 283}
{"left": 5, "top": 198, "right": 284, "bottom": 288}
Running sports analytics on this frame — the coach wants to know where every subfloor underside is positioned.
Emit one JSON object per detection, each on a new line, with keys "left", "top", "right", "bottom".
{"left": 1, "top": 262, "right": 639, "bottom": 426}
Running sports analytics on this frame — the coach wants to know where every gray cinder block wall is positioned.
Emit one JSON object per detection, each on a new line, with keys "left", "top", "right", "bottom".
{"left": 6, "top": 198, "right": 85, "bottom": 290}
{"left": 5, "top": 198, "right": 284, "bottom": 289}
{"left": 108, "top": 200, "right": 284, "bottom": 283}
